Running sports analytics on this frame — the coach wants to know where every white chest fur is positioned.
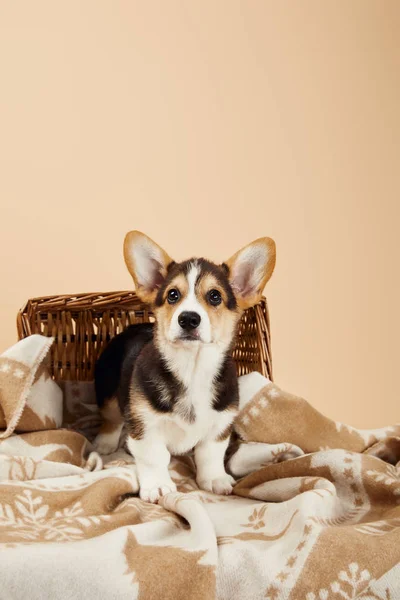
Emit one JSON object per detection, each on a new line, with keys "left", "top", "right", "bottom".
{"left": 152, "top": 342, "right": 234, "bottom": 455}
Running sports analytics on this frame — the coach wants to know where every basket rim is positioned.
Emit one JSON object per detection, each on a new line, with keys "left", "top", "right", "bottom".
{"left": 16, "top": 291, "right": 272, "bottom": 381}
{"left": 18, "top": 291, "right": 141, "bottom": 312}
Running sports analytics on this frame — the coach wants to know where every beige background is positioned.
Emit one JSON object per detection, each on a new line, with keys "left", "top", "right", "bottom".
{"left": 0, "top": 2, "right": 399, "bottom": 427}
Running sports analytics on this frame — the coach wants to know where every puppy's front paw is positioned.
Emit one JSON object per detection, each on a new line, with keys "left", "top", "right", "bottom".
{"left": 197, "top": 474, "right": 235, "bottom": 495}
{"left": 139, "top": 481, "right": 177, "bottom": 504}
{"left": 93, "top": 433, "right": 119, "bottom": 456}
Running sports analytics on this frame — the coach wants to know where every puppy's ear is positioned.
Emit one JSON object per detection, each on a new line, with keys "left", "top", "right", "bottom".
{"left": 225, "top": 237, "right": 276, "bottom": 309}
{"left": 124, "top": 231, "right": 173, "bottom": 303}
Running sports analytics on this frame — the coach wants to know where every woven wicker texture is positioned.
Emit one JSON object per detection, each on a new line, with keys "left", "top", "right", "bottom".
{"left": 17, "top": 292, "right": 272, "bottom": 381}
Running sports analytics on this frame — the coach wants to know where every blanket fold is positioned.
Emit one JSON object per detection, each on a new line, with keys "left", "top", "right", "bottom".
{"left": 0, "top": 335, "right": 62, "bottom": 437}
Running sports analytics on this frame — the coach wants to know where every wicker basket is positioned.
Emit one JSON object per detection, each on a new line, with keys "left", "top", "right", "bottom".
{"left": 17, "top": 292, "right": 273, "bottom": 382}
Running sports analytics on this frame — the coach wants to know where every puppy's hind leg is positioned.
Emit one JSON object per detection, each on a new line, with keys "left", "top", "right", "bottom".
{"left": 94, "top": 397, "right": 124, "bottom": 455}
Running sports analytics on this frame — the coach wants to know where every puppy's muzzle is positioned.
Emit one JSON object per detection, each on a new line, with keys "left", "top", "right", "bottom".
{"left": 178, "top": 311, "right": 201, "bottom": 331}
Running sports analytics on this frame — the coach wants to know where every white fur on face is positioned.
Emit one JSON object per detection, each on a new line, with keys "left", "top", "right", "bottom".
{"left": 167, "top": 263, "right": 212, "bottom": 344}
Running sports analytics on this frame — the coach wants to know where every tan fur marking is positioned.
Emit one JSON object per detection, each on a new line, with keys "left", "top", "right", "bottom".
{"left": 127, "top": 386, "right": 157, "bottom": 440}
{"left": 154, "top": 273, "right": 189, "bottom": 346}
{"left": 197, "top": 273, "right": 240, "bottom": 347}
{"left": 99, "top": 397, "right": 123, "bottom": 435}
{"left": 101, "top": 397, "right": 123, "bottom": 424}
{"left": 98, "top": 420, "right": 121, "bottom": 435}
{"left": 197, "top": 273, "right": 229, "bottom": 305}
{"left": 216, "top": 423, "right": 234, "bottom": 442}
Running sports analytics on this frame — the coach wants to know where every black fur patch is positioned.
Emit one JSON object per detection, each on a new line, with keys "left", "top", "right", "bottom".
{"left": 133, "top": 342, "right": 185, "bottom": 413}
{"left": 212, "top": 356, "right": 239, "bottom": 412}
{"left": 94, "top": 323, "right": 154, "bottom": 410}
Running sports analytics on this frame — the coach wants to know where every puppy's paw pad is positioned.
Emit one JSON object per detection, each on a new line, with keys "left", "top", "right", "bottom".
{"left": 198, "top": 474, "right": 235, "bottom": 495}
{"left": 93, "top": 435, "right": 119, "bottom": 456}
{"left": 140, "top": 482, "right": 177, "bottom": 504}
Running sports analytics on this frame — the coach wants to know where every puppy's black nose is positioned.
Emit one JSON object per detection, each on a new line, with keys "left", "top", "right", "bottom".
{"left": 178, "top": 311, "right": 201, "bottom": 330}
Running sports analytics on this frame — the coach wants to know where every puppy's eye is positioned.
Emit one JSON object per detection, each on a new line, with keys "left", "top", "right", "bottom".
{"left": 167, "top": 288, "right": 181, "bottom": 304}
{"left": 207, "top": 289, "right": 222, "bottom": 306}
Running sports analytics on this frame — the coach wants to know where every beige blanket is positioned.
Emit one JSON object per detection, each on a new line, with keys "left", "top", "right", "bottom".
{"left": 0, "top": 336, "right": 399, "bottom": 600}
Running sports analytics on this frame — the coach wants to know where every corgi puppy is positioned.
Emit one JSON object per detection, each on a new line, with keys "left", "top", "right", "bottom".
{"left": 94, "top": 231, "right": 275, "bottom": 503}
